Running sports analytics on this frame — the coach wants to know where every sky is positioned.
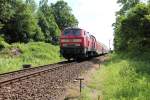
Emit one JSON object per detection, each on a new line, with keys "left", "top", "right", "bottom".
{"left": 36, "top": 0, "right": 120, "bottom": 49}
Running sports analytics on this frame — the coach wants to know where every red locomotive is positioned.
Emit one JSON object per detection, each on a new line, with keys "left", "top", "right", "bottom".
{"left": 60, "top": 27, "right": 108, "bottom": 60}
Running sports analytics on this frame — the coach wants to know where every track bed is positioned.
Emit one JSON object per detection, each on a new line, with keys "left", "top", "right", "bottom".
{"left": 0, "top": 58, "right": 96, "bottom": 100}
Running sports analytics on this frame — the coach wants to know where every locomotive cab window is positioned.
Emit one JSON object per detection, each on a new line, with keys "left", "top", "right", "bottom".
{"left": 64, "top": 29, "right": 81, "bottom": 36}
{"left": 86, "top": 32, "right": 90, "bottom": 38}
{"left": 84, "top": 31, "right": 86, "bottom": 35}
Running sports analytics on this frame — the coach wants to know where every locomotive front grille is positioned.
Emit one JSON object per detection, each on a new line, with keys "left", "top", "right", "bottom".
{"left": 60, "top": 47, "right": 85, "bottom": 56}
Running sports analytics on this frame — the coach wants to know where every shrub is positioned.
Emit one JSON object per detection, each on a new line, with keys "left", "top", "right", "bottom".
{"left": 0, "top": 36, "right": 10, "bottom": 50}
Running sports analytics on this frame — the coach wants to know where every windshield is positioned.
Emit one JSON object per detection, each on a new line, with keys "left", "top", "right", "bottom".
{"left": 64, "top": 29, "right": 81, "bottom": 36}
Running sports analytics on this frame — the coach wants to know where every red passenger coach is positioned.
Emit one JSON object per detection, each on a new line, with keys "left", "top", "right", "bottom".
{"left": 60, "top": 27, "right": 108, "bottom": 60}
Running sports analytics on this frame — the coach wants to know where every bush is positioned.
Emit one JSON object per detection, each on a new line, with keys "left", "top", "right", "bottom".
{"left": 114, "top": 3, "right": 150, "bottom": 53}
{"left": 101, "top": 54, "right": 150, "bottom": 99}
{"left": 33, "top": 27, "right": 45, "bottom": 41}
{"left": 0, "top": 36, "right": 10, "bottom": 50}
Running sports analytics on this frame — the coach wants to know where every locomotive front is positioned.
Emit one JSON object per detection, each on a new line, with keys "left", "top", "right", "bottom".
{"left": 60, "top": 28, "right": 86, "bottom": 60}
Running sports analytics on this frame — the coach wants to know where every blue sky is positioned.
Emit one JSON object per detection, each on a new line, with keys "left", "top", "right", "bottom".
{"left": 36, "top": 0, "right": 120, "bottom": 48}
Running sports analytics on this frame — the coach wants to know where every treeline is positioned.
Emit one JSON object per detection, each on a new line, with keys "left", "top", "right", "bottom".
{"left": 113, "top": 0, "right": 150, "bottom": 53}
{"left": 0, "top": 0, "right": 78, "bottom": 44}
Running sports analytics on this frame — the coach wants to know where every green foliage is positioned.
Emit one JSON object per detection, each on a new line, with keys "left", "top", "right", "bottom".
{"left": 0, "top": 0, "right": 43, "bottom": 43}
{"left": 38, "top": 0, "right": 61, "bottom": 43}
{"left": 33, "top": 27, "right": 45, "bottom": 41}
{"left": 0, "top": 42, "right": 63, "bottom": 73}
{"left": 121, "top": 4, "right": 150, "bottom": 52}
{"left": 117, "top": 0, "right": 139, "bottom": 15}
{"left": 101, "top": 54, "right": 150, "bottom": 99}
{"left": 0, "top": 36, "right": 4, "bottom": 42}
{"left": 26, "top": 0, "right": 37, "bottom": 12}
{"left": 51, "top": 0, "right": 78, "bottom": 30}
{"left": 113, "top": 16, "right": 127, "bottom": 51}
{"left": 0, "top": 36, "right": 5, "bottom": 49}
{"left": 0, "top": 0, "right": 15, "bottom": 24}
{"left": 8, "top": 2, "right": 39, "bottom": 42}
{"left": 0, "top": 0, "right": 78, "bottom": 44}
{"left": 0, "top": 22, "right": 4, "bottom": 29}
{"left": 81, "top": 53, "right": 150, "bottom": 99}
{"left": 114, "top": 1, "right": 150, "bottom": 53}
{"left": 111, "top": 1, "right": 150, "bottom": 99}
{"left": 0, "top": 36, "right": 10, "bottom": 50}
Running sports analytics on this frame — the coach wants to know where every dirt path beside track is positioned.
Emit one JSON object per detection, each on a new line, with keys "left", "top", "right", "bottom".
{"left": 63, "top": 55, "right": 108, "bottom": 100}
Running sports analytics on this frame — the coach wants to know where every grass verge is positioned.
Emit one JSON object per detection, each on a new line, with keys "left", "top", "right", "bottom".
{"left": 80, "top": 53, "right": 150, "bottom": 100}
{"left": 0, "top": 42, "right": 62, "bottom": 74}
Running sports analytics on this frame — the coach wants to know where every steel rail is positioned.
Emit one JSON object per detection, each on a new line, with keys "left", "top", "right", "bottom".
{"left": 0, "top": 61, "right": 66, "bottom": 76}
{"left": 0, "top": 64, "right": 71, "bottom": 86}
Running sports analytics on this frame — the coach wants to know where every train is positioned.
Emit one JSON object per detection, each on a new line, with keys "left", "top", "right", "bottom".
{"left": 60, "top": 27, "right": 109, "bottom": 60}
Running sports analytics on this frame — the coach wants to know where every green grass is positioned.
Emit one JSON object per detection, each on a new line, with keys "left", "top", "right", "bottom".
{"left": 0, "top": 42, "right": 63, "bottom": 74}
{"left": 81, "top": 53, "right": 150, "bottom": 100}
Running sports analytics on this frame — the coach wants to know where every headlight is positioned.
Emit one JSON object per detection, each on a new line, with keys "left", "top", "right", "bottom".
{"left": 73, "top": 39, "right": 82, "bottom": 42}
{"left": 61, "top": 39, "right": 69, "bottom": 42}
{"left": 74, "top": 44, "right": 80, "bottom": 46}
{"left": 62, "top": 44, "right": 68, "bottom": 46}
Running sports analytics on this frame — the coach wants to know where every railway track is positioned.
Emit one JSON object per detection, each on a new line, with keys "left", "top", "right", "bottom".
{"left": 0, "top": 62, "right": 75, "bottom": 86}
{"left": 0, "top": 60, "right": 70, "bottom": 79}
{"left": 0, "top": 60, "right": 93, "bottom": 100}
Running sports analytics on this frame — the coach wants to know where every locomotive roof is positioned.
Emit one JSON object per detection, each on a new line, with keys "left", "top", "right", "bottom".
{"left": 63, "top": 27, "right": 108, "bottom": 49}
{"left": 64, "top": 27, "right": 83, "bottom": 30}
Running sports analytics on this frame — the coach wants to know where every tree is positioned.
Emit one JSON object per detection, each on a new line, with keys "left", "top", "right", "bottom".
{"left": 0, "top": 22, "right": 3, "bottom": 30}
{"left": 2, "top": 0, "right": 43, "bottom": 43}
{"left": 25, "top": 0, "right": 37, "bottom": 12}
{"left": 0, "top": 0, "right": 15, "bottom": 32}
{"left": 0, "top": 0, "right": 15, "bottom": 24}
{"left": 0, "top": 0, "right": 78, "bottom": 44}
{"left": 51, "top": 1, "right": 78, "bottom": 30}
{"left": 121, "top": 3, "right": 150, "bottom": 52}
{"left": 113, "top": 16, "right": 127, "bottom": 51}
{"left": 38, "top": 0, "right": 60, "bottom": 43}
{"left": 113, "top": 0, "right": 140, "bottom": 51}
{"left": 117, "top": 0, "right": 140, "bottom": 15}
{"left": 114, "top": 2, "right": 150, "bottom": 52}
